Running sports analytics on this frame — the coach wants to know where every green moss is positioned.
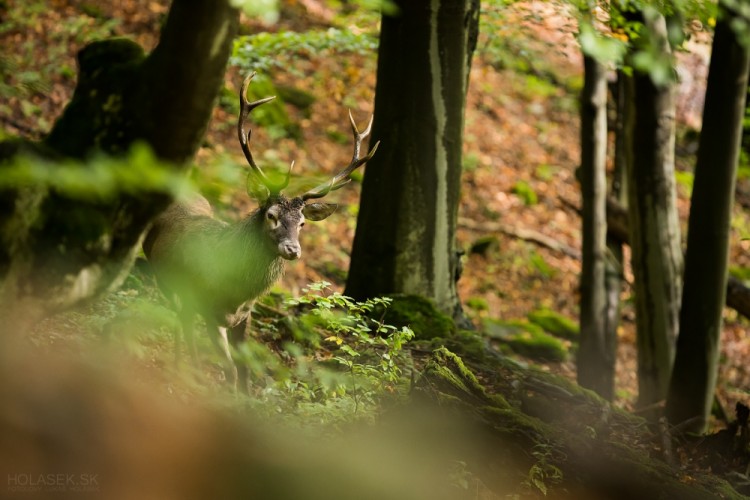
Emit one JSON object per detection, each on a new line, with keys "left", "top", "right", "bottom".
{"left": 423, "top": 347, "right": 510, "bottom": 409}
{"left": 45, "top": 38, "right": 146, "bottom": 157}
{"left": 442, "top": 329, "right": 489, "bottom": 360}
{"left": 483, "top": 318, "right": 568, "bottom": 362}
{"left": 382, "top": 294, "right": 456, "bottom": 340}
{"left": 527, "top": 309, "right": 579, "bottom": 341}
{"left": 466, "top": 296, "right": 489, "bottom": 311}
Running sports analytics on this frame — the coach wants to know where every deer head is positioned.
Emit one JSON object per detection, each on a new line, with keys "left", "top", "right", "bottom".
{"left": 237, "top": 73, "right": 378, "bottom": 261}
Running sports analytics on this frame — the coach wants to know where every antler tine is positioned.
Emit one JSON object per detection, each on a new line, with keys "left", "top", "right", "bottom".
{"left": 301, "top": 112, "right": 380, "bottom": 201}
{"left": 238, "top": 72, "right": 275, "bottom": 189}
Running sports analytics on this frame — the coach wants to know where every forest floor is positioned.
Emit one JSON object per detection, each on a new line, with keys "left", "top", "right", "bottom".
{"left": 2, "top": 0, "right": 749, "bottom": 433}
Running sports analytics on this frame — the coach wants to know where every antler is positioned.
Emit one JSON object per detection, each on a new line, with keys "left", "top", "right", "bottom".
{"left": 238, "top": 73, "right": 292, "bottom": 197}
{"left": 300, "top": 110, "right": 380, "bottom": 201}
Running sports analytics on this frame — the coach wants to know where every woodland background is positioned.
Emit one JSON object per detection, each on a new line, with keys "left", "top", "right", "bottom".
{"left": 1, "top": 0, "right": 750, "bottom": 498}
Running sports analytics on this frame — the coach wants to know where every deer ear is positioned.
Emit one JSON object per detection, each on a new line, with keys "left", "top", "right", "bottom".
{"left": 303, "top": 202, "right": 337, "bottom": 221}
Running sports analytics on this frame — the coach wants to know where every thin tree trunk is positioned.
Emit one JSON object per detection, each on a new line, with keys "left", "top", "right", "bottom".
{"left": 625, "top": 13, "right": 682, "bottom": 417}
{"left": 577, "top": 54, "right": 612, "bottom": 400}
{"left": 601, "top": 70, "right": 629, "bottom": 400}
{"left": 666, "top": 6, "right": 750, "bottom": 433}
{"left": 346, "top": 0, "right": 480, "bottom": 319}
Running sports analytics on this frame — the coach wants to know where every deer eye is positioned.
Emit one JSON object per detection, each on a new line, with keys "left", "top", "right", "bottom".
{"left": 300, "top": 221, "right": 305, "bottom": 228}
{"left": 266, "top": 212, "right": 276, "bottom": 221}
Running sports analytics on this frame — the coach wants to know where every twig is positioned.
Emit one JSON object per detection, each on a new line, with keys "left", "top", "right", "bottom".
{"left": 458, "top": 217, "right": 581, "bottom": 259}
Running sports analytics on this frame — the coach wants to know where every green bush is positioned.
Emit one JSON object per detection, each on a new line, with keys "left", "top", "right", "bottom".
{"left": 239, "top": 282, "right": 414, "bottom": 424}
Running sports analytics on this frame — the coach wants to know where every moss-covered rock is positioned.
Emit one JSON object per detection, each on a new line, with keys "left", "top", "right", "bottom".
{"left": 483, "top": 318, "right": 568, "bottom": 362}
{"left": 382, "top": 294, "right": 456, "bottom": 340}
{"left": 527, "top": 308, "right": 579, "bottom": 341}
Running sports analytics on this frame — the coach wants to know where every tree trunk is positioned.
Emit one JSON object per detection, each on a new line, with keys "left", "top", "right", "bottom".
{"left": 602, "top": 70, "right": 629, "bottom": 397}
{"left": 577, "top": 54, "right": 613, "bottom": 400}
{"left": 345, "top": 0, "right": 480, "bottom": 320}
{"left": 666, "top": 7, "right": 750, "bottom": 433}
{"left": 625, "top": 13, "right": 683, "bottom": 416}
{"left": 0, "top": 0, "right": 239, "bottom": 329}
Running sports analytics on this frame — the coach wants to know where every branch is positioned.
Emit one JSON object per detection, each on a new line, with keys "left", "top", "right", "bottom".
{"left": 458, "top": 217, "right": 581, "bottom": 259}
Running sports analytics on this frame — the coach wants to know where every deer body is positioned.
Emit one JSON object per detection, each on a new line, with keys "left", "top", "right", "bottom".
{"left": 144, "top": 73, "right": 378, "bottom": 393}
{"left": 143, "top": 197, "right": 285, "bottom": 325}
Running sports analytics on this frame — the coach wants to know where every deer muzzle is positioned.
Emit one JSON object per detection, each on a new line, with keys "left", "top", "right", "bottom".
{"left": 279, "top": 241, "right": 301, "bottom": 260}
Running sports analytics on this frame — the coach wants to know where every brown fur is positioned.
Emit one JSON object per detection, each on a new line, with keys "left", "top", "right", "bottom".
{"left": 143, "top": 193, "right": 335, "bottom": 392}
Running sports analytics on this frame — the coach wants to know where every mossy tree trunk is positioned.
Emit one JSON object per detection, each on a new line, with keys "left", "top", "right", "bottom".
{"left": 624, "top": 12, "right": 683, "bottom": 416}
{"left": 577, "top": 53, "right": 613, "bottom": 400}
{"left": 666, "top": 6, "right": 750, "bottom": 433}
{"left": 345, "top": 0, "right": 480, "bottom": 320}
{"left": 0, "top": 0, "right": 239, "bottom": 329}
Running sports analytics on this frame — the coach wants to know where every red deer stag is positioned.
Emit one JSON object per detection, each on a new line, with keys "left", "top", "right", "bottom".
{"left": 143, "top": 73, "right": 378, "bottom": 393}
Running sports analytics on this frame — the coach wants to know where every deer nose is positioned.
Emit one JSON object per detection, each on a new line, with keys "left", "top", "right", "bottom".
{"left": 279, "top": 242, "right": 301, "bottom": 260}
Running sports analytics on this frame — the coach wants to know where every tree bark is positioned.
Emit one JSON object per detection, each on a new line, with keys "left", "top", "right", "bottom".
{"left": 599, "top": 197, "right": 750, "bottom": 322}
{"left": 666, "top": 7, "right": 750, "bottom": 433}
{"left": 577, "top": 54, "right": 613, "bottom": 400}
{"left": 602, "top": 70, "right": 629, "bottom": 398}
{"left": 0, "top": 0, "right": 239, "bottom": 329}
{"left": 345, "top": 0, "right": 480, "bottom": 320}
{"left": 625, "top": 13, "right": 683, "bottom": 416}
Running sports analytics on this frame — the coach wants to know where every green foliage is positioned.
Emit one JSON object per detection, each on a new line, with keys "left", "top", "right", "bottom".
{"left": 222, "top": 74, "right": 300, "bottom": 139}
{"left": 729, "top": 266, "right": 750, "bottom": 283}
{"left": 521, "top": 74, "right": 560, "bottom": 99}
{"left": 232, "top": 28, "right": 377, "bottom": 76}
{"left": 524, "top": 444, "right": 564, "bottom": 496}
{"left": 534, "top": 164, "right": 557, "bottom": 182}
{"left": 242, "top": 282, "right": 414, "bottom": 423}
{"left": 578, "top": 21, "right": 627, "bottom": 65}
{"left": 528, "top": 251, "right": 556, "bottom": 279}
{"left": 674, "top": 170, "right": 694, "bottom": 194}
{"left": 463, "top": 152, "right": 480, "bottom": 172}
{"left": 511, "top": 180, "right": 538, "bottom": 205}
{"left": 229, "top": 0, "right": 280, "bottom": 24}
{"left": 723, "top": 0, "right": 750, "bottom": 47}
{"left": 573, "top": 1, "right": 718, "bottom": 86}
{"left": 527, "top": 309, "right": 579, "bottom": 340}
{"left": 0, "top": 143, "right": 192, "bottom": 201}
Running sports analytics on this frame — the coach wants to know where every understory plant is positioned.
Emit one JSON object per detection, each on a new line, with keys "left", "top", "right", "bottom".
{"left": 240, "top": 282, "right": 414, "bottom": 424}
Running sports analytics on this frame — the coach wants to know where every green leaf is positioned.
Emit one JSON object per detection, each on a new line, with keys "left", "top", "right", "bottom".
{"left": 578, "top": 22, "right": 627, "bottom": 64}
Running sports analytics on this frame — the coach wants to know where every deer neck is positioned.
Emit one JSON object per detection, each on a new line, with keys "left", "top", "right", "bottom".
{"left": 230, "top": 212, "right": 286, "bottom": 296}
